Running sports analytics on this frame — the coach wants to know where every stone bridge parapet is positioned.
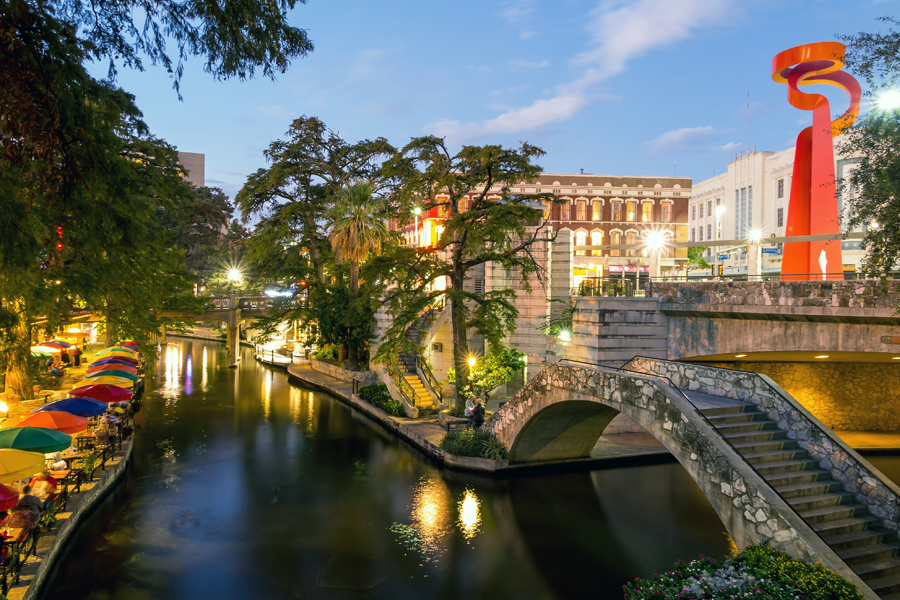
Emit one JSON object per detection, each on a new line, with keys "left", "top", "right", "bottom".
{"left": 626, "top": 356, "right": 900, "bottom": 531}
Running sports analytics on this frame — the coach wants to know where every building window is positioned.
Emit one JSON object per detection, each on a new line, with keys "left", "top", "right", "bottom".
{"left": 575, "top": 230, "right": 586, "bottom": 255}
{"left": 560, "top": 201, "right": 570, "bottom": 220}
{"left": 748, "top": 186, "right": 753, "bottom": 235}
{"left": 707, "top": 223, "right": 712, "bottom": 239}
{"left": 592, "top": 200, "right": 601, "bottom": 221}
{"left": 707, "top": 200, "right": 712, "bottom": 218}
{"left": 590, "top": 230, "right": 602, "bottom": 256}
{"left": 734, "top": 190, "right": 740, "bottom": 238}
{"left": 699, "top": 204, "right": 704, "bottom": 219}
{"left": 699, "top": 226, "right": 703, "bottom": 241}
{"left": 626, "top": 201, "right": 636, "bottom": 221}
{"left": 626, "top": 231, "right": 636, "bottom": 256}
{"left": 661, "top": 203, "right": 672, "bottom": 223}
{"left": 610, "top": 231, "right": 621, "bottom": 257}
{"left": 612, "top": 202, "right": 622, "bottom": 222}
{"left": 777, "top": 207, "right": 784, "bottom": 228}
{"left": 642, "top": 202, "right": 652, "bottom": 222}
{"left": 691, "top": 227, "right": 695, "bottom": 242}
{"left": 777, "top": 178, "right": 784, "bottom": 199}
{"left": 576, "top": 200, "right": 586, "bottom": 220}
{"left": 692, "top": 206, "right": 696, "bottom": 221}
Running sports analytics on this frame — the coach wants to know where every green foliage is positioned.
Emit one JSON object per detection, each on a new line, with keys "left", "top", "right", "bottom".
{"left": 38, "top": 509, "right": 58, "bottom": 530}
{"left": 465, "top": 347, "right": 527, "bottom": 397}
{"left": 439, "top": 430, "right": 507, "bottom": 461}
{"left": 623, "top": 544, "right": 864, "bottom": 600}
{"left": 539, "top": 299, "right": 575, "bottom": 336}
{"left": 358, "top": 383, "right": 403, "bottom": 416}
{"left": 686, "top": 246, "right": 711, "bottom": 271}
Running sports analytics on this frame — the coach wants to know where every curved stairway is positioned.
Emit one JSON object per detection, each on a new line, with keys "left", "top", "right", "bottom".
{"left": 396, "top": 308, "right": 441, "bottom": 414}
{"left": 697, "top": 395, "right": 900, "bottom": 599}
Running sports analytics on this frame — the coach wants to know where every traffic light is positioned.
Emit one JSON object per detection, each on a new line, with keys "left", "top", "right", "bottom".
{"left": 718, "top": 265, "right": 723, "bottom": 276}
{"left": 770, "top": 233, "right": 777, "bottom": 247}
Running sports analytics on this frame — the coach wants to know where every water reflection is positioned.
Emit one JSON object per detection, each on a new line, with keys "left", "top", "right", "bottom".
{"left": 458, "top": 488, "right": 481, "bottom": 541}
{"left": 201, "top": 347, "right": 208, "bottom": 391}
{"left": 409, "top": 475, "right": 452, "bottom": 557}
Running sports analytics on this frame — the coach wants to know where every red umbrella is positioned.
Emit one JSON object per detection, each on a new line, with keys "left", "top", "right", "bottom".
{"left": 1, "top": 411, "right": 88, "bottom": 434}
{"left": 0, "top": 484, "right": 18, "bottom": 512}
{"left": 69, "top": 384, "right": 133, "bottom": 403}
{"left": 91, "top": 355, "right": 139, "bottom": 366}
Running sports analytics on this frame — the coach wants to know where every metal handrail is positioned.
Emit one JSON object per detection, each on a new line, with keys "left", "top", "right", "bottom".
{"left": 417, "top": 354, "right": 443, "bottom": 404}
{"left": 388, "top": 361, "right": 418, "bottom": 407}
{"left": 603, "top": 357, "right": 856, "bottom": 560}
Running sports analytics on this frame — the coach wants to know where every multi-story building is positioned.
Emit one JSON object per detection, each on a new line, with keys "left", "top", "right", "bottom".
{"left": 689, "top": 142, "right": 864, "bottom": 275}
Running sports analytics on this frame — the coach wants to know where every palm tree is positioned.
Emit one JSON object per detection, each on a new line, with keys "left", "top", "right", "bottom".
{"left": 328, "top": 181, "right": 388, "bottom": 370}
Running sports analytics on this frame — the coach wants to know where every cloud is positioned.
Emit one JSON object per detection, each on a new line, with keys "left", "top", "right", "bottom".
{"left": 500, "top": 0, "right": 535, "bottom": 23}
{"left": 645, "top": 125, "right": 731, "bottom": 155}
{"left": 424, "top": 0, "right": 737, "bottom": 144}
{"left": 507, "top": 59, "right": 550, "bottom": 71}
{"left": 519, "top": 31, "right": 537, "bottom": 40}
{"left": 256, "top": 105, "right": 297, "bottom": 120}
{"left": 712, "top": 141, "right": 742, "bottom": 153}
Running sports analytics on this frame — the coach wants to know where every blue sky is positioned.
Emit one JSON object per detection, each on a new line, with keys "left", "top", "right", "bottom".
{"left": 99, "top": 0, "right": 896, "bottom": 199}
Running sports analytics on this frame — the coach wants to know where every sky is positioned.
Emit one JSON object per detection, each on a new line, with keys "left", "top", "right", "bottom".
{"left": 97, "top": 0, "right": 897, "bottom": 200}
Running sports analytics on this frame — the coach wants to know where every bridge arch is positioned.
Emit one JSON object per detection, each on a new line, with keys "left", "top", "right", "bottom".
{"left": 483, "top": 361, "right": 890, "bottom": 598}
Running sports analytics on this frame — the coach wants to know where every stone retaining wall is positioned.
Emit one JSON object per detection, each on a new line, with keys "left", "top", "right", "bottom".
{"left": 309, "top": 359, "right": 377, "bottom": 385}
{"left": 626, "top": 356, "right": 900, "bottom": 533}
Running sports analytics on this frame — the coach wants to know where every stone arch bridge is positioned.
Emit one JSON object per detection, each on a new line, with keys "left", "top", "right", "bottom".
{"left": 483, "top": 357, "right": 900, "bottom": 599}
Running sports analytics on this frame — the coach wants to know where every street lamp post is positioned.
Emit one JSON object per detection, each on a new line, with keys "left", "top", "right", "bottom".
{"left": 714, "top": 205, "right": 726, "bottom": 278}
{"left": 227, "top": 267, "right": 243, "bottom": 309}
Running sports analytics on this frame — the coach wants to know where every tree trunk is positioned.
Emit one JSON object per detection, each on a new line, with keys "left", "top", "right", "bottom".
{"left": 347, "top": 261, "right": 359, "bottom": 371}
{"left": 4, "top": 299, "right": 34, "bottom": 401}
{"left": 449, "top": 274, "right": 469, "bottom": 413}
{"left": 309, "top": 233, "right": 325, "bottom": 285}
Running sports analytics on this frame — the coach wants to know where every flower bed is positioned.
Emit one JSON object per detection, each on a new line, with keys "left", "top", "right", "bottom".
{"left": 623, "top": 545, "right": 864, "bottom": 600}
{"left": 358, "top": 383, "right": 403, "bottom": 416}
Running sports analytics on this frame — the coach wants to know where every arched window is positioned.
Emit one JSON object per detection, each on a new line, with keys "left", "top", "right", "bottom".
{"left": 642, "top": 202, "right": 653, "bottom": 222}
{"left": 575, "top": 230, "right": 587, "bottom": 255}
{"left": 560, "top": 200, "right": 570, "bottom": 220}
{"left": 611, "top": 201, "right": 622, "bottom": 222}
{"left": 590, "top": 230, "right": 603, "bottom": 256}
{"left": 661, "top": 201, "right": 673, "bottom": 223}
{"left": 610, "top": 230, "right": 621, "bottom": 257}
{"left": 626, "top": 201, "right": 637, "bottom": 221}
{"left": 626, "top": 231, "right": 636, "bottom": 257}
{"left": 576, "top": 200, "right": 586, "bottom": 221}
{"left": 592, "top": 199, "right": 602, "bottom": 221}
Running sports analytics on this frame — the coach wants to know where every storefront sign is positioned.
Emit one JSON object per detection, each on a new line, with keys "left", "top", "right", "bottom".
{"left": 607, "top": 265, "right": 649, "bottom": 273}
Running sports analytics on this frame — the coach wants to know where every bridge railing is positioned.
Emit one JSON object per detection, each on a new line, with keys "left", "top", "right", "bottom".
{"left": 561, "top": 357, "right": 851, "bottom": 567}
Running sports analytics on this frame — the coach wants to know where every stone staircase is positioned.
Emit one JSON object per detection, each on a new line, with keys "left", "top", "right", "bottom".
{"left": 396, "top": 309, "right": 440, "bottom": 414}
{"left": 700, "top": 402, "right": 900, "bottom": 599}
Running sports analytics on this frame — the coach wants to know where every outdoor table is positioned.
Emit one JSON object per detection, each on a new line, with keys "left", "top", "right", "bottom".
{"left": 73, "top": 432, "right": 95, "bottom": 452}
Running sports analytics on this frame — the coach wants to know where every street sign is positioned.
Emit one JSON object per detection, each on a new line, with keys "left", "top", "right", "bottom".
{"left": 718, "top": 254, "right": 729, "bottom": 260}
{"left": 762, "top": 248, "right": 779, "bottom": 254}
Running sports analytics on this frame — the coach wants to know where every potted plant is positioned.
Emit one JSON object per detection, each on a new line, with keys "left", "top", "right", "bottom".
{"left": 38, "top": 510, "right": 57, "bottom": 533}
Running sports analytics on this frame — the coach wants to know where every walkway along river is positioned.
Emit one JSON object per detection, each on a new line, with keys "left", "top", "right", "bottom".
{"left": 37, "top": 338, "right": 819, "bottom": 599}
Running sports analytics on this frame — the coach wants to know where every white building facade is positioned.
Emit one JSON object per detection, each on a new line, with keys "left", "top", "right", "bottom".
{"left": 689, "top": 141, "right": 864, "bottom": 275}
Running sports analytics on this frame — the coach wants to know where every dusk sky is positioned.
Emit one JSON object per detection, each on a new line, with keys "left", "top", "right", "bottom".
{"left": 96, "top": 0, "right": 895, "bottom": 200}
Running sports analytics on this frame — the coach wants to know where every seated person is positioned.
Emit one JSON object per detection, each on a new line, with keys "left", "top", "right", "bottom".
{"left": 4, "top": 505, "right": 39, "bottom": 531}
{"left": 15, "top": 485, "right": 43, "bottom": 515}
{"left": 47, "top": 452, "right": 67, "bottom": 471}
{"left": 472, "top": 399, "right": 486, "bottom": 429}
{"left": 94, "top": 419, "right": 111, "bottom": 445}
{"left": 28, "top": 472, "right": 58, "bottom": 503}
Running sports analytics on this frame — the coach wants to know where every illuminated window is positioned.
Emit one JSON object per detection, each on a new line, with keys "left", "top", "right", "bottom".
{"left": 661, "top": 202, "right": 673, "bottom": 223}
{"left": 560, "top": 201, "right": 570, "bottom": 220}
{"left": 576, "top": 200, "right": 586, "bottom": 220}
{"left": 611, "top": 202, "right": 622, "bottom": 221}
{"left": 575, "top": 230, "right": 587, "bottom": 255}
{"left": 626, "top": 231, "right": 636, "bottom": 256}
{"left": 642, "top": 202, "right": 652, "bottom": 222}
{"left": 592, "top": 200, "right": 601, "bottom": 220}
{"left": 590, "top": 230, "right": 602, "bottom": 256}
{"left": 626, "top": 201, "right": 636, "bottom": 221}
{"left": 610, "top": 230, "right": 621, "bottom": 257}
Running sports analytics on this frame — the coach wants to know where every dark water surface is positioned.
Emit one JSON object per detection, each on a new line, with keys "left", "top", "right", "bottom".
{"left": 40, "top": 339, "right": 735, "bottom": 600}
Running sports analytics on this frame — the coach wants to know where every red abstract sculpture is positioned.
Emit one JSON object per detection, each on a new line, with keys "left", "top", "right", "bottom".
{"left": 772, "top": 42, "right": 860, "bottom": 280}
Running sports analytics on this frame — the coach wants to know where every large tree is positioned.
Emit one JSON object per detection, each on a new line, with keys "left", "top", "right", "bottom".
{"left": 839, "top": 18, "right": 900, "bottom": 276}
{"left": 377, "top": 137, "right": 556, "bottom": 410}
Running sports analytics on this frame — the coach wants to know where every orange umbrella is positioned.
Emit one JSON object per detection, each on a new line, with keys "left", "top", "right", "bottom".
{"left": 1, "top": 411, "right": 88, "bottom": 434}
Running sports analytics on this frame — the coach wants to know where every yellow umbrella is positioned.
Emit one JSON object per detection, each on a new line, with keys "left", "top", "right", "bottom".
{"left": 0, "top": 449, "right": 45, "bottom": 484}
{"left": 81, "top": 375, "right": 134, "bottom": 388}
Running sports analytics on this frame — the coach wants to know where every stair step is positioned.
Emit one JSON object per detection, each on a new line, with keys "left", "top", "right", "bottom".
{"left": 799, "top": 503, "right": 867, "bottom": 525}
{"left": 822, "top": 529, "right": 884, "bottom": 551}
{"left": 838, "top": 543, "right": 897, "bottom": 566}
{"left": 764, "top": 469, "right": 830, "bottom": 487}
{"left": 864, "top": 573, "right": 900, "bottom": 596}
{"left": 714, "top": 421, "right": 780, "bottom": 433}
{"left": 743, "top": 449, "right": 804, "bottom": 464}
{"left": 812, "top": 515, "right": 880, "bottom": 536}
{"left": 775, "top": 479, "right": 843, "bottom": 499}
{"left": 701, "top": 405, "right": 753, "bottom": 417}
{"left": 705, "top": 411, "right": 769, "bottom": 424}
{"left": 788, "top": 492, "right": 856, "bottom": 512}
{"left": 854, "top": 557, "right": 900, "bottom": 582}
{"left": 731, "top": 439, "right": 800, "bottom": 454}
{"left": 723, "top": 430, "right": 789, "bottom": 444}
{"left": 755, "top": 459, "right": 820, "bottom": 475}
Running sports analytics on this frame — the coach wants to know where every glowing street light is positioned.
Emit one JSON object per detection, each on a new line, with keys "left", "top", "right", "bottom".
{"left": 748, "top": 229, "right": 763, "bottom": 244}
{"left": 876, "top": 89, "right": 900, "bottom": 112}
{"left": 558, "top": 330, "right": 571, "bottom": 342}
{"left": 467, "top": 356, "right": 477, "bottom": 368}
{"left": 227, "top": 268, "right": 243, "bottom": 283}
{"left": 642, "top": 229, "right": 667, "bottom": 253}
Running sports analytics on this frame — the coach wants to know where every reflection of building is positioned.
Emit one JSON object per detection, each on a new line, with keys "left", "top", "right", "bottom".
{"left": 177, "top": 152, "right": 205, "bottom": 187}
{"left": 689, "top": 142, "right": 864, "bottom": 275}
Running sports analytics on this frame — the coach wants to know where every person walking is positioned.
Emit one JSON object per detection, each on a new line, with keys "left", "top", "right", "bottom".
{"left": 464, "top": 396, "right": 476, "bottom": 428}
{"left": 472, "top": 399, "right": 486, "bottom": 430}
{"left": 73, "top": 346, "right": 82, "bottom": 367}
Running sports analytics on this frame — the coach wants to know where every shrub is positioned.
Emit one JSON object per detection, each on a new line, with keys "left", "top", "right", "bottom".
{"left": 623, "top": 544, "right": 864, "bottom": 600}
{"left": 358, "top": 383, "right": 404, "bottom": 416}
{"left": 440, "top": 430, "right": 508, "bottom": 460}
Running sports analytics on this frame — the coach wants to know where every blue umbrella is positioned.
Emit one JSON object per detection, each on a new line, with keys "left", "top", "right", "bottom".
{"left": 31, "top": 397, "right": 109, "bottom": 418}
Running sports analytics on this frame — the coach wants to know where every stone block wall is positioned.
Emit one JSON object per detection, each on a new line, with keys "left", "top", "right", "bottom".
{"left": 699, "top": 362, "right": 900, "bottom": 432}
{"left": 568, "top": 296, "right": 668, "bottom": 366}
{"left": 310, "top": 359, "right": 377, "bottom": 385}
{"left": 626, "top": 356, "right": 900, "bottom": 535}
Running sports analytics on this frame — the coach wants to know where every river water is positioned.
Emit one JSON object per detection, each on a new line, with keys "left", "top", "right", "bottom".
{"left": 40, "top": 339, "right": 766, "bottom": 599}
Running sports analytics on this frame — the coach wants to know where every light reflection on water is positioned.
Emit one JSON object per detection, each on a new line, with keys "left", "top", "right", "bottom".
{"left": 40, "top": 339, "right": 738, "bottom": 600}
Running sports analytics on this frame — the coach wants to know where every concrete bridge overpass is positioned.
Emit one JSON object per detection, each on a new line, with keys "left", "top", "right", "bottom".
{"left": 485, "top": 357, "right": 900, "bottom": 599}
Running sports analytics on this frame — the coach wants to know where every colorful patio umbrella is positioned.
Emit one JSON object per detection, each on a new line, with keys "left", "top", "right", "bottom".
{"left": 0, "top": 450, "right": 45, "bottom": 484}
{"left": 31, "top": 349, "right": 52, "bottom": 358}
{"left": 87, "top": 364, "right": 137, "bottom": 375}
{"left": 31, "top": 345, "right": 62, "bottom": 354}
{"left": 97, "top": 346, "right": 136, "bottom": 355}
{"left": 44, "top": 340, "right": 73, "bottom": 348}
{"left": 81, "top": 375, "right": 134, "bottom": 388}
{"left": 32, "top": 397, "right": 109, "bottom": 418}
{"left": 90, "top": 357, "right": 139, "bottom": 368}
{"left": 84, "top": 369, "right": 138, "bottom": 382}
{"left": 1, "top": 411, "right": 88, "bottom": 434}
{"left": 0, "top": 484, "right": 19, "bottom": 511}
{"left": 69, "top": 384, "right": 132, "bottom": 403}
{"left": 0, "top": 427, "right": 72, "bottom": 454}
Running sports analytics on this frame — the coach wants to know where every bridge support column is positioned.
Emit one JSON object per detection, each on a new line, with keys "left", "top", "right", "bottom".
{"left": 649, "top": 248, "right": 661, "bottom": 278}
{"left": 225, "top": 312, "right": 241, "bottom": 368}
{"left": 159, "top": 325, "right": 166, "bottom": 346}
{"left": 748, "top": 242, "right": 761, "bottom": 278}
